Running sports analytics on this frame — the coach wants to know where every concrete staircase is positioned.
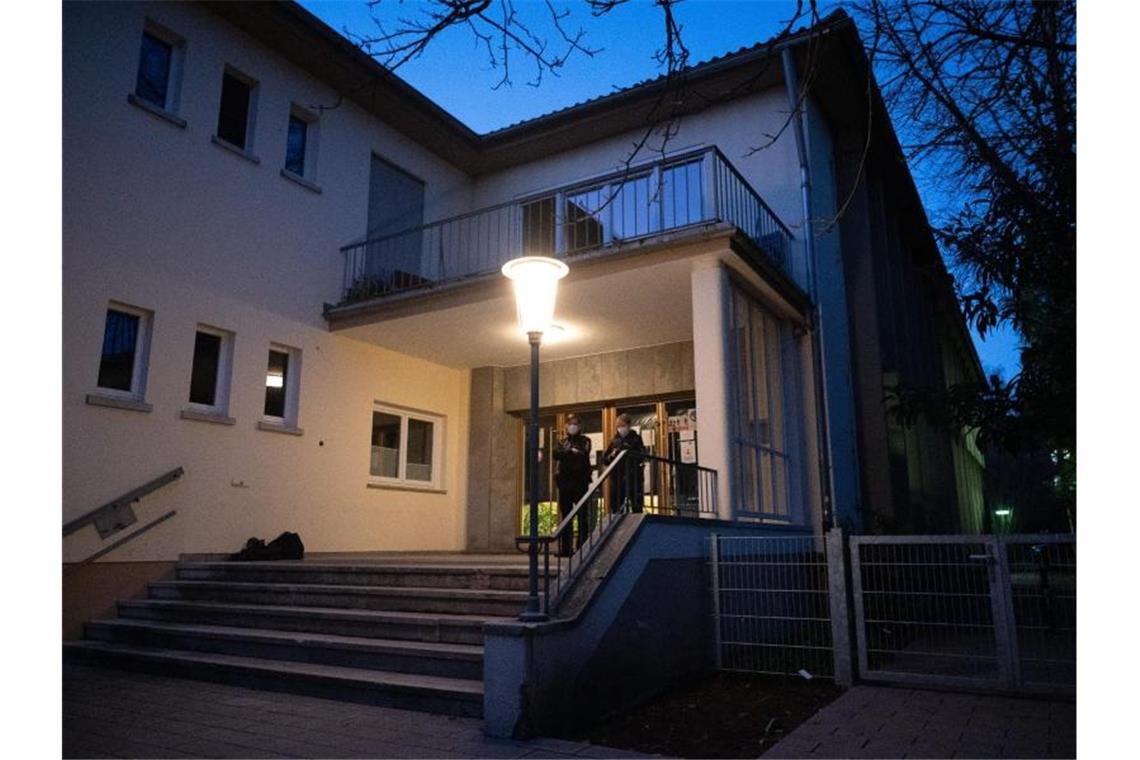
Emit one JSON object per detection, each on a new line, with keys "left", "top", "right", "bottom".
{"left": 63, "top": 555, "right": 538, "bottom": 717}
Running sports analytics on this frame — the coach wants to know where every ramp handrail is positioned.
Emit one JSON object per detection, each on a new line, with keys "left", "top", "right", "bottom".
{"left": 63, "top": 466, "right": 184, "bottom": 538}
{"left": 517, "top": 450, "right": 719, "bottom": 615}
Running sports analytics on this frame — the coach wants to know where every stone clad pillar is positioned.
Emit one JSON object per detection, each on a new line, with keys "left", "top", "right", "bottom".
{"left": 690, "top": 264, "right": 735, "bottom": 520}
{"left": 467, "top": 367, "right": 522, "bottom": 552}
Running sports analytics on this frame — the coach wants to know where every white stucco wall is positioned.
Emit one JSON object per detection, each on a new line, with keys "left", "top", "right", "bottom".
{"left": 471, "top": 89, "right": 806, "bottom": 258}
{"left": 63, "top": 1, "right": 475, "bottom": 560}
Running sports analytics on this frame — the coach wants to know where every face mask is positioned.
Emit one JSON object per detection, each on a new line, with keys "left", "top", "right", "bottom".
{"left": 566, "top": 425, "right": 579, "bottom": 435}
{"left": 617, "top": 427, "right": 630, "bottom": 437}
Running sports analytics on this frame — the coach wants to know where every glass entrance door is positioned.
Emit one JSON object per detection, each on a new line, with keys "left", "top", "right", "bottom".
{"left": 521, "top": 409, "right": 604, "bottom": 538}
{"left": 665, "top": 400, "right": 700, "bottom": 514}
{"left": 518, "top": 397, "right": 697, "bottom": 539}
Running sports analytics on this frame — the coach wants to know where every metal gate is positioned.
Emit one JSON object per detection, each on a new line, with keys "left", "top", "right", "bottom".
{"left": 711, "top": 532, "right": 851, "bottom": 683}
{"left": 849, "top": 534, "right": 1075, "bottom": 695}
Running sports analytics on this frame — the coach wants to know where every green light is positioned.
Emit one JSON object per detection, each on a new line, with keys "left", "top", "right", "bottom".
{"left": 994, "top": 509, "right": 1012, "bottom": 517}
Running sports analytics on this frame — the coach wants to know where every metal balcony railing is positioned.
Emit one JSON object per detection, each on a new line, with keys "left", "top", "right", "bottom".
{"left": 338, "top": 146, "right": 796, "bottom": 306}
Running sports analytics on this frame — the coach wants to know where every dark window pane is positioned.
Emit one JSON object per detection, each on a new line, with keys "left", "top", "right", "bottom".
{"left": 522, "top": 197, "right": 555, "bottom": 256}
{"left": 217, "top": 72, "right": 251, "bottom": 149}
{"left": 189, "top": 331, "right": 222, "bottom": 406}
{"left": 135, "top": 32, "right": 172, "bottom": 108}
{"left": 285, "top": 115, "right": 307, "bottom": 176}
{"left": 97, "top": 309, "right": 140, "bottom": 392}
{"left": 264, "top": 349, "right": 289, "bottom": 418}
{"left": 406, "top": 419, "right": 434, "bottom": 481}
{"left": 371, "top": 412, "right": 402, "bottom": 478}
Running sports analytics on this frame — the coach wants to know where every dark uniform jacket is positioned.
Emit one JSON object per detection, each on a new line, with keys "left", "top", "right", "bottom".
{"left": 603, "top": 429, "right": 646, "bottom": 466}
{"left": 553, "top": 433, "right": 592, "bottom": 489}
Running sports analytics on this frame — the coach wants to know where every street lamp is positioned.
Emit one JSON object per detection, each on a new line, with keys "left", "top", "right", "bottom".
{"left": 502, "top": 256, "right": 569, "bottom": 622}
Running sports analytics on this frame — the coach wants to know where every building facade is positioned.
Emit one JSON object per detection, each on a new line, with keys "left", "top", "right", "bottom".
{"left": 63, "top": 1, "right": 984, "bottom": 574}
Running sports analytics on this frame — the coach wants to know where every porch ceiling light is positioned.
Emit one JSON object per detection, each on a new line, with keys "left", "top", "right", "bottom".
{"left": 501, "top": 256, "right": 569, "bottom": 337}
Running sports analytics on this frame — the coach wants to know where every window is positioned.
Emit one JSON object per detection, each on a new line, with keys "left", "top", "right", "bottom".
{"left": 133, "top": 23, "right": 184, "bottom": 114}
{"left": 727, "top": 282, "right": 806, "bottom": 522}
{"left": 262, "top": 344, "right": 301, "bottom": 427}
{"left": 96, "top": 303, "right": 151, "bottom": 398}
{"left": 135, "top": 33, "right": 172, "bottom": 108}
{"left": 187, "top": 326, "right": 233, "bottom": 413}
{"left": 369, "top": 405, "right": 444, "bottom": 489}
{"left": 521, "top": 197, "right": 555, "bottom": 256}
{"left": 285, "top": 114, "right": 307, "bottom": 175}
{"left": 216, "top": 68, "right": 257, "bottom": 150}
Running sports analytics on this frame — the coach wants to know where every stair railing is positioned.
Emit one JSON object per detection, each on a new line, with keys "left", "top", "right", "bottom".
{"left": 517, "top": 450, "right": 632, "bottom": 615}
{"left": 63, "top": 466, "right": 184, "bottom": 539}
{"left": 518, "top": 450, "right": 720, "bottom": 616}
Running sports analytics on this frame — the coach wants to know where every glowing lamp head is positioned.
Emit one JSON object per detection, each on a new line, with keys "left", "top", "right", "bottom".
{"left": 501, "top": 256, "right": 569, "bottom": 337}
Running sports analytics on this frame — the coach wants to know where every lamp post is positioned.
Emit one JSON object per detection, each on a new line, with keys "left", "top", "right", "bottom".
{"left": 501, "top": 256, "right": 569, "bottom": 622}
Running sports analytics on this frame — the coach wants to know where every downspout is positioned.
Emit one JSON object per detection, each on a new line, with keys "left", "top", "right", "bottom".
{"left": 781, "top": 47, "right": 837, "bottom": 531}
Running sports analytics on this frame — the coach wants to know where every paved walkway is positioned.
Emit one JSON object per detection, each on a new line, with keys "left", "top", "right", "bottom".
{"left": 763, "top": 685, "right": 1075, "bottom": 759}
{"left": 62, "top": 664, "right": 654, "bottom": 759}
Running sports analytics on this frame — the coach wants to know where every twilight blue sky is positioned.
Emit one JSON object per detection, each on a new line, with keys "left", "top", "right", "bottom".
{"left": 300, "top": 0, "right": 1022, "bottom": 379}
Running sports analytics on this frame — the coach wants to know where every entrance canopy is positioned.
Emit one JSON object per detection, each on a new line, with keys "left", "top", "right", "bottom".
{"left": 326, "top": 229, "right": 808, "bottom": 368}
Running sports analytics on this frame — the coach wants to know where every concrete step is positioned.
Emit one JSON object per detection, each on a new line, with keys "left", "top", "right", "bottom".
{"left": 176, "top": 561, "right": 548, "bottom": 592}
{"left": 84, "top": 619, "right": 484, "bottom": 680}
{"left": 118, "top": 598, "right": 502, "bottom": 645}
{"left": 148, "top": 580, "right": 528, "bottom": 617}
{"left": 62, "top": 641, "right": 483, "bottom": 717}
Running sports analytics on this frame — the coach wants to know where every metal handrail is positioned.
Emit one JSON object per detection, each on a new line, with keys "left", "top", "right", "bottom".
{"left": 710, "top": 146, "right": 794, "bottom": 239}
{"left": 552, "top": 450, "right": 628, "bottom": 538}
{"left": 63, "top": 466, "right": 184, "bottom": 538}
{"left": 65, "top": 510, "right": 179, "bottom": 570}
{"left": 337, "top": 145, "right": 799, "bottom": 305}
{"left": 517, "top": 449, "right": 720, "bottom": 615}
{"left": 515, "top": 449, "right": 630, "bottom": 616}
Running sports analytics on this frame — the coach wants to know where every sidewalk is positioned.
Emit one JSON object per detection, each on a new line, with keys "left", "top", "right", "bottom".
{"left": 62, "top": 664, "right": 656, "bottom": 759}
{"left": 762, "top": 685, "right": 1075, "bottom": 759}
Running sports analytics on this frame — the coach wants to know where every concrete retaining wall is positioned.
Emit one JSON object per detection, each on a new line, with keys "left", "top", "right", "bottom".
{"left": 482, "top": 515, "right": 810, "bottom": 738}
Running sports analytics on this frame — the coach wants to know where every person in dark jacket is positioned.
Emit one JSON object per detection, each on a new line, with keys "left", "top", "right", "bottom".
{"left": 603, "top": 413, "right": 647, "bottom": 513}
{"left": 552, "top": 413, "right": 593, "bottom": 555}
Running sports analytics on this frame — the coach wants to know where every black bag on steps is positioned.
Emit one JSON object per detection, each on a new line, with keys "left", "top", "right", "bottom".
{"left": 229, "top": 531, "right": 304, "bottom": 561}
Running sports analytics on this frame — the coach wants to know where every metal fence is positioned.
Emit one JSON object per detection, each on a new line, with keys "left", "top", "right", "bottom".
{"left": 711, "top": 530, "right": 1075, "bottom": 696}
{"left": 338, "top": 146, "right": 797, "bottom": 305}
{"left": 712, "top": 533, "right": 842, "bottom": 681}
{"left": 1004, "top": 535, "right": 1076, "bottom": 690}
{"left": 849, "top": 534, "right": 1075, "bottom": 695}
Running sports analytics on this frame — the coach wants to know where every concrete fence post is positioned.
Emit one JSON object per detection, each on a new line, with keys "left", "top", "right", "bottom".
{"left": 825, "top": 527, "right": 853, "bottom": 686}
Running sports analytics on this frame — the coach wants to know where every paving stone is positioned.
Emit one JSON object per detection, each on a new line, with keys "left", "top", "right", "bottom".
{"left": 526, "top": 737, "right": 592, "bottom": 754}
{"left": 761, "top": 738, "right": 822, "bottom": 758}
{"left": 573, "top": 744, "right": 658, "bottom": 758}
{"left": 444, "top": 738, "right": 534, "bottom": 759}
{"left": 169, "top": 736, "right": 286, "bottom": 758}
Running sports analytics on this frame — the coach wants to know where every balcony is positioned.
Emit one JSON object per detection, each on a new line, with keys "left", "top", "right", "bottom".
{"left": 336, "top": 146, "right": 797, "bottom": 307}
